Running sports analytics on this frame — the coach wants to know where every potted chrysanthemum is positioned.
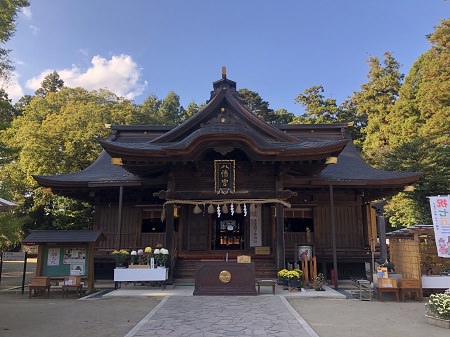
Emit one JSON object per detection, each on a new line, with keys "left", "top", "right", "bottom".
{"left": 153, "top": 248, "right": 169, "bottom": 267}
{"left": 111, "top": 249, "right": 130, "bottom": 268}
{"left": 286, "top": 269, "right": 302, "bottom": 291}
{"left": 312, "top": 273, "right": 326, "bottom": 291}
{"left": 277, "top": 269, "right": 289, "bottom": 289}
{"left": 425, "top": 289, "right": 450, "bottom": 329}
{"left": 144, "top": 246, "right": 153, "bottom": 264}
{"left": 130, "top": 250, "right": 138, "bottom": 265}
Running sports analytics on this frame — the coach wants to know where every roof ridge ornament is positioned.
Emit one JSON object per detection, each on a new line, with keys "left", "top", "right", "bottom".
{"left": 211, "top": 67, "right": 236, "bottom": 99}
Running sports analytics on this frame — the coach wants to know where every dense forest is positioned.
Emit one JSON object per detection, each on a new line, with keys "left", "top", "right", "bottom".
{"left": 0, "top": 1, "right": 448, "bottom": 250}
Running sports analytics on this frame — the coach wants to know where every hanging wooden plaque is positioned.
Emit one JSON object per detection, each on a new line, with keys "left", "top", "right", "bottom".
{"left": 214, "top": 160, "right": 235, "bottom": 194}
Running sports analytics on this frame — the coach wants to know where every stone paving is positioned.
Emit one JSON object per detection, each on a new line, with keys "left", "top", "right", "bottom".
{"left": 124, "top": 296, "right": 319, "bottom": 337}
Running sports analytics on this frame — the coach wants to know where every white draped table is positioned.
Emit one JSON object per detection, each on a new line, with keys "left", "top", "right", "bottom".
{"left": 114, "top": 267, "right": 168, "bottom": 289}
{"left": 421, "top": 275, "right": 450, "bottom": 289}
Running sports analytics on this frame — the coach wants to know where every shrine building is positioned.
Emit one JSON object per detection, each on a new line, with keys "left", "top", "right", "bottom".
{"left": 34, "top": 71, "right": 422, "bottom": 282}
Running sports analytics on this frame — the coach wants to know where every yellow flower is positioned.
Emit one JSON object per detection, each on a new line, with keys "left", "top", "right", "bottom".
{"left": 277, "top": 269, "right": 289, "bottom": 278}
{"left": 144, "top": 246, "right": 152, "bottom": 254}
{"left": 112, "top": 249, "right": 129, "bottom": 255}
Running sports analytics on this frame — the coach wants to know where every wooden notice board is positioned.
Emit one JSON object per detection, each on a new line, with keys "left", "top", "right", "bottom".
{"left": 42, "top": 246, "right": 88, "bottom": 277}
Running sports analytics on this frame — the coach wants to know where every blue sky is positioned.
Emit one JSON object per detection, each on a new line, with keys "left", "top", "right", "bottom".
{"left": 4, "top": 0, "right": 449, "bottom": 115}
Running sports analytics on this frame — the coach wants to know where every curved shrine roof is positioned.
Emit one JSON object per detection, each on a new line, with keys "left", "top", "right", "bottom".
{"left": 34, "top": 74, "right": 422, "bottom": 195}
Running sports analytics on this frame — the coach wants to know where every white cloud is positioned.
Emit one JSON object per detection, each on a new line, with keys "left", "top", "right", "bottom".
{"left": 1, "top": 73, "right": 24, "bottom": 102}
{"left": 26, "top": 54, "right": 147, "bottom": 99}
{"left": 78, "top": 48, "right": 89, "bottom": 57}
{"left": 21, "top": 7, "right": 32, "bottom": 19}
{"left": 29, "top": 25, "right": 40, "bottom": 35}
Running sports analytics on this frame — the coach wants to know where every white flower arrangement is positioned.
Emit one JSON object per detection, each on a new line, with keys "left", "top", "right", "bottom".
{"left": 154, "top": 248, "right": 169, "bottom": 266}
{"left": 426, "top": 289, "right": 450, "bottom": 320}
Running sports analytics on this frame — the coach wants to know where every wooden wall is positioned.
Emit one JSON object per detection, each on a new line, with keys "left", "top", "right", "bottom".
{"left": 314, "top": 205, "right": 364, "bottom": 250}
{"left": 93, "top": 206, "right": 165, "bottom": 251}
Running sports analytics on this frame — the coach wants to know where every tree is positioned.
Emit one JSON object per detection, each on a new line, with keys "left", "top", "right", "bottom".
{"left": 0, "top": 88, "right": 15, "bottom": 129}
{"left": 159, "top": 91, "right": 182, "bottom": 125}
{"left": 272, "top": 108, "right": 294, "bottom": 125}
{"left": 0, "top": 0, "right": 29, "bottom": 82}
{"left": 0, "top": 211, "right": 27, "bottom": 250}
{"left": 348, "top": 52, "right": 404, "bottom": 166}
{"left": 292, "top": 86, "right": 364, "bottom": 146}
{"left": 34, "top": 71, "right": 65, "bottom": 97}
{"left": 238, "top": 88, "right": 293, "bottom": 124}
{"left": 383, "top": 137, "right": 449, "bottom": 227}
{"left": 135, "top": 93, "right": 162, "bottom": 124}
{"left": 181, "top": 101, "right": 200, "bottom": 122}
{"left": 0, "top": 87, "right": 138, "bottom": 233}
{"left": 238, "top": 88, "right": 272, "bottom": 119}
{"left": 13, "top": 94, "right": 32, "bottom": 115}
{"left": 382, "top": 19, "right": 450, "bottom": 227}
{"left": 0, "top": 88, "right": 18, "bottom": 166}
{"left": 293, "top": 85, "right": 340, "bottom": 124}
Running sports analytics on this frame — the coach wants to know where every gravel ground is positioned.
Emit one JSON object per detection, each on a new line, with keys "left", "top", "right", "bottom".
{"left": 1, "top": 259, "right": 448, "bottom": 337}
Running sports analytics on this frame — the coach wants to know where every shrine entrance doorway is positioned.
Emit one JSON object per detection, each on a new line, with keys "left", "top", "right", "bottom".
{"left": 212, "top": 213, "right": 246, "bottom": 250}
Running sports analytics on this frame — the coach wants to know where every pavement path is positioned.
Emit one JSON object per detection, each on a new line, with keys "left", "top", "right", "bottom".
{"left": 124, "top": 296, "right": 318, "bottom": 337}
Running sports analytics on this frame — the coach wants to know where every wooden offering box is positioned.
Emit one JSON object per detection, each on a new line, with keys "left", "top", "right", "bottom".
{"left": 376, "top": 278, "right": 400, "bottom": 301}
{"left": 378, "top": 278, "right": 397, "bottom": 288}
{"left": 193, "top": 262, "right": 257, "bottom": 296}
{"left": 29, "top": 277, "right": 51, "bottom": 298}
{"left": 399, "top": 279, "right": 422, "bottom": 301}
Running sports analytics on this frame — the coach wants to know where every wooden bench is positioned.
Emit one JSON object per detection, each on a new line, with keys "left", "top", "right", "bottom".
{"left": 29, "top": 284, "right": 51, "bottom": 298}
{"left": 61, "top": 276, "right": 85, "bottom": 298}
{"left": 61, "top": 284, "right": 84, "bottom": 297}
{"left": 376, "top": 287, "right": 400, "bottom": 301}
{"left": 256, "top": 279, "right": 276, "bottom": 295}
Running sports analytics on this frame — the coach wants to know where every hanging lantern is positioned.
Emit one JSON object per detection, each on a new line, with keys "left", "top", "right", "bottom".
{"left": 235, "top": 204, "right": 242, "bottom": 214}
{"left": 230, "top": 203, "right": 234, "bottom": 216}
{"left": 193, "top": 204, "right": 202, "bottom": 214}
{"left": 243, "top": 203, "right": 247, "bottom": 216}
{"left": 250, "top": 203, "right": 256, "bottom": 213}
{"left": 222, "top": 204, "right": 229, "bottom": 214}
{"left": 207, "top": 204, "right": 215, "bottom": 214}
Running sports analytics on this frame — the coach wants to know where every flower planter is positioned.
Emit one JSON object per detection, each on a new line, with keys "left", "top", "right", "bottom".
{"left": 288, "top": 279, "right": 300, "bottom": 291}
{"left": 278, "top": 278, "right": 289, "bottom": 290}
{"left": 426, "top": 315, "right": 450, "bottom": 329}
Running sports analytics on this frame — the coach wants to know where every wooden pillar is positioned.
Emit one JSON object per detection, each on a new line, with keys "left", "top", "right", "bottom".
{"left": 117, "top": 185, "right": 123, "bottom": 249}
{"left": 165, "top": 204, "right": 174, "bottom": 283}
{"left": 329, "top": 184, "right": 339, "bottom": 290}
{"left": 87, "top": 242, "right": 95, "bottom": 293}
{"left": 36, "top": 245, "right": 44, "bottom": 276}
{"left": 276, "top": 204, "right": 285, "bottom": 270}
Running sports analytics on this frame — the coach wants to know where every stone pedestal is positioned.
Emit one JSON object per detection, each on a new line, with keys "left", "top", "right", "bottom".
{"left": 193, "top": 262, "right": 257, "bottom": 296}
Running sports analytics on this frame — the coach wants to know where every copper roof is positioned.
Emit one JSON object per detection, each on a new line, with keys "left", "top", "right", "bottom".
{"left": 22, "top": 230, "right": 105, "bottom": 244}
